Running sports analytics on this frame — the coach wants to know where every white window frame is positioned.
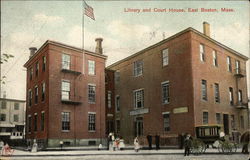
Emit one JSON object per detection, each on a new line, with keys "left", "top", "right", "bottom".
{"left": 28, "top": 115, "right": 32, "bottom": 133}
{"left": 229, "top": 87, "right": 234, "bottom": 105}
{"left": 162, "top": 112, "right": 170, "bottom": 131}
{"left": 88, "top": 112, "right": 96, "bottom": 132}
{"left": 62, "top": 112, "right": 70, "bottom": 131}
{"left": 216, "top": 113, "right": 221, "bottom": 124}
{"left": 28, "top": 89, "right": 32, "bottom": 106}
{"left": 238, "top": 90, "right": 242, "bottom": 103}
{"left": 133, "top": 60, "right": 143, "bottom": 77}
{"left": 203, "top": 111, "right": 208, "bottom": 124}
{"left": 162, "top": 81, "right": 170, "bottom": 104}
{"left": 162, "top": 48, "right": 169, "bottom": 66}
{"left": 62, "top": 54, "right": 71, "bottom": 70}
{"left": 133, "top": 89, "right": 144, "bottom": 109}
{"left": 200, "top": 44, "right": 205, "bottom": 62}
{"left": 214, "top": 83, "right": 220, "bottom": 103}
{"left": 34, "top": 113, "right": 38, "bottom": 132}
{"left": 41, "top": 111, "right": 45, "bottom": 131}
{"left": 61, "top": 80, "right": 70, "bottom": 100}
{"left": 212, "top": 50, "right": 218, "bottom": 67}
{"left": 107, "top": 91, "right": 112, "bottom": 108}
{"left": 235, "top": 60, "right": 240, "bottom": 74}
{"left": 201, "top": 80, "right": 207, "bottom": 101}
{"left": 42, "top": 82, "right": 45, "bottom": 101}
{"left": 14, "top": 114, "right": 19, "bottom": 122}
{"left": 88, "top": 84, "right": 96, "bottom": 103}
{"left": 35, "top": 62, "right": 39, "bottom": 76}
{"left": 88, "top": 60, "right": 95, "bottom": 75}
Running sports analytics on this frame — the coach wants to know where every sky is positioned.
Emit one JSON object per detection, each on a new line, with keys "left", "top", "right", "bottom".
{"left": 1, "top": 0, "right": 249, "bottom": 100}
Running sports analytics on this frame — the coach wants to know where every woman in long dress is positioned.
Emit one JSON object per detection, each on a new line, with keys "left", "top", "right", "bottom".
{"left": 134, "top": 137, "right": 140, "bottom": 152}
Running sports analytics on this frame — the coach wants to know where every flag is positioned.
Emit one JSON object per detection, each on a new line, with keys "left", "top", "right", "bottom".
{"left": 83, "top": 1, "right": 95, "bottom": 20}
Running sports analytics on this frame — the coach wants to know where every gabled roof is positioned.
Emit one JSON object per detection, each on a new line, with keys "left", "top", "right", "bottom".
{"left": 107, "top": 27, "right": 248, "bottom": 69}
{"left": 24, "top": 40, "right": 107, "bottom": 67}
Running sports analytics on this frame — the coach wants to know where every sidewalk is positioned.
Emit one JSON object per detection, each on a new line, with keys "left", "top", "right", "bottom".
{"left": 8, "top": 148, "right": 244, "bottom": 158}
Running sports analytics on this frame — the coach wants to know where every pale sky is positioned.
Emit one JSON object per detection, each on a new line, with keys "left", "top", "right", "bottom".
{"left": 1, "top": 0, "right": 249, "bottom": 100}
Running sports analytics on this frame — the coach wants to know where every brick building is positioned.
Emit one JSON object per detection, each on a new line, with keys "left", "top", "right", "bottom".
{"left": 106, "top": 22, "right": 249, "bottom": 144}
{"left": 24, "top": 39, "right": 107, "bottom": 148}
{"left": 0, "top": 94, "right": 26, "bottom": 144}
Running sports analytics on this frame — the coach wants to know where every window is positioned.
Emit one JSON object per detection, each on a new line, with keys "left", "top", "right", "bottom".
{"left": 229, "top": 87, "right": 234, "bottom": 105}
{"left": 214, "top": 83, "right": 220, "bottom": 103}
{"left": 216, "top": 113, "right": 221, "bottom": 124}
{"left": 14, "top": 114, "right": 19, "bottom": 122}
{"left": 162, "top": 48, "right": 169, "bottom": 66}
{"left": 1, "top": 101, "right": 6, "bottom": 109}
{"left": 116, "top": 119, "right": 120, "bottom": 134}
{"left": 134, "top": 89, "right": 144, "bottom": 109}
{"left": 163, "top": 113, "right": 170, "bottom": 131}
{"left": 0, "top": 114, "right": 6, "bottom": 121}
{"left": 203, "top": 112, "right": 208, "bottom": 124}
{"left": 231, "top": 115, "right": 235, "bottom": 130}
{"left": 14, "top": 103, "right": 19, "bottom": 110}
{"left": 42, "top": 56, "right": 46, "bottom": 71}
{"left": 235, "top": 60, "right": 240, "bottom": 74}
{"left": 34, "top": 114, "right": 37, "bottom": 132}
{"left": 34, "top": 86, "right": 38, "bottom": 104}
{"left": 240, "top": 116, "right": 244, "bottom": 129}
{"left": 41, "top": 112, "right": 45, "bottom": 131}
{"left": 201, "top": 80, "right": 207, "bottom": 101}
{"left": 28, "top": 115, "right": 32, "bottom": 133}
{"left": 35, "top": 62, "right": 39, "bottom": 76}
{"left": 238, "top": 90, "right": 242, "bottom": 103}
{"left": 133, "top": 60, "right": 143, "bottom": 76}
{"left": 88, "top": 85, "right": 96, "bottom": 103}
{"left": 88, "top": 60, "right": 95, "bottom": 75}
{"left": 162, "top": 81, "right": 170, "bottom": 104}
{"left": 42, "top": 82, "right": 45, "bottom": 101}
{"left": 88, "top": 113, "right": 96, "bottom": 131}
{"left": 227, "top": 56, "right": 232, "bottom": 72}
{"left": 28, "top": 89, "right": 32, "bottom": 106}
{"left": 135, "top": 117, "right": 143, "bottom": 136}
{"left": 107, "top": 91, "right": 112, "bottom": 108}
{"left": 30, "top": 68, "right": 33, "bottom": 80}
{"left": 116, "top": 95, "right": 120, "bottom": 112}
{"left": 213, "top": 50, "right": 218, "bottom": 67}
{"left": 62, "top": 112, "right": 70, "bottom": 131}
{"left": 61, "top": 81, "right": 70, "bottom": 100}
{"left": 115, "top": 71, "right": 120, "bottom": 84}
{"left": 62, "top": 54, "right": 70, "bottom": 70}
{"left": 200, "top": 44, "right": 205, "bottom": 62}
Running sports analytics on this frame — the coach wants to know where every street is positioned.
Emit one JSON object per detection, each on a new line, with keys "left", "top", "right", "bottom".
{"left": 1, "top": 149, "right": 249, "bottom": 160}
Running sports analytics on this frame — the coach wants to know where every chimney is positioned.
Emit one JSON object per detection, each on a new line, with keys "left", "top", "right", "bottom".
{"left": 203, "top": 22, "right": 210, "bottom": 37}
{"left": 95, "top": 38, "right": 103, "bottom": 54}
{"left": 29, "top": 47, "right": 37, "bottom": 58}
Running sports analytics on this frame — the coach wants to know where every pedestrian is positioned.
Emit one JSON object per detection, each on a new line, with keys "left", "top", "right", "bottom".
{"left": 155, "top": 134, "right": 160, "bottom": 150}
{"left": 112, "top": 133, "right": 116, "bottom": 151}
{"left": 107, "top": 132, "right": 112, "bottom": 150}
{"left": 134, "top": 137, "right": 140, "bottom": 152}
{"left": 147, "top": 134, "right": 152, "bottom": 150}
{"left": 184, "top": 134, "right": 192, "bottom": 156}
{"left": 119, "top": 137, "right": 125, "bottom": 150}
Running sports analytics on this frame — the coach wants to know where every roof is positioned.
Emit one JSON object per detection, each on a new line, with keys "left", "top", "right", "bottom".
{"left": 0, "top": 98, "right": 26, "bottom": 102}
{"left": 107, "top": 27, "right": 248, "bottom": 69}
{"left": 24, "top": 40, "right": 107, "bottom": 67}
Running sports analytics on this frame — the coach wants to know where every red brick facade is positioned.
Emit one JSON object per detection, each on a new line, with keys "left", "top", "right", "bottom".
{"left": 106, "top": 25, "right": 249, "bottom": 145}
{"left": 24, "top": 40, "right": 107, "bottom": 148}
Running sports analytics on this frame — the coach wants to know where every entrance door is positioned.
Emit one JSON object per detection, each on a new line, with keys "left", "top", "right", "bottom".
{"left": 135, "top": 117, "right": 143, "bottom": 137}
{"left": 223, "top": 114, "right": 229, "bottom": 135}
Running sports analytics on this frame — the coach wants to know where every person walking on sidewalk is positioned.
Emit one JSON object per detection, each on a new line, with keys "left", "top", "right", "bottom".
{"left": 155, "top": 134, "right": 160, "bottom": 150}
{"left": 147, "top": 134, "right": 152, "bottom": 150}
{"left": 184, "top": 134, "right": 192, "bottom": 156}
{"left": 134, "top": 137, "right": 140, "bottom": 152}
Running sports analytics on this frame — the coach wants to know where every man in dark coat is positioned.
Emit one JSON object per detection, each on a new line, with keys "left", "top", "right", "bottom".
{"left": 155, "top": 134, "right": 160, "bottom": 150}
{"left": 147, "top": 135, "right": 152, "bottom": 150}
{"left": 184, "top": 134, "right": 192, "bottom": 156}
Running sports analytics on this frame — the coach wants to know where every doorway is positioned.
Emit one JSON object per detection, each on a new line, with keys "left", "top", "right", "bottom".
{"left": 134, "top": 117, "right": 143, "bottom": 137}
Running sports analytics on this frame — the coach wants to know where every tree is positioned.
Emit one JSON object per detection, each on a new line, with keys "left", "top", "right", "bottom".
{"left": 0, "top": 53, "right": 14, "bottom": 84}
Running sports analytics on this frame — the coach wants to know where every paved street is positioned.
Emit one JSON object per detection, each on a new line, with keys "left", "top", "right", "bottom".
{"left": 0, "top": 149, "right": 249, "bottom": 160}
